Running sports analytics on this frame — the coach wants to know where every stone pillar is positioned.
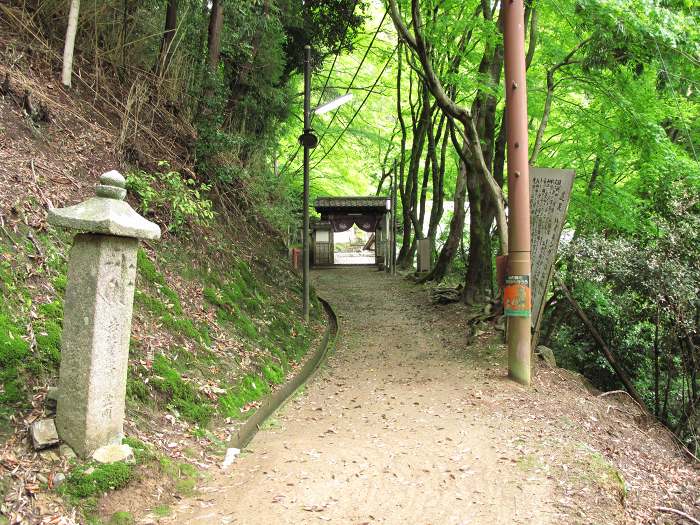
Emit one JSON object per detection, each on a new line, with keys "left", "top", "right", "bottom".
{"left": 48, "top": 171, "right": 160, "bottom": 458}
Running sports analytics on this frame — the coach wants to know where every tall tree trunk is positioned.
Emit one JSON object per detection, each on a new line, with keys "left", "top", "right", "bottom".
{"left": 462, "top": 5, "right": 504, "bottom": 303}
{"left": 62, "top": 0, "right": 81, "bottom": 88}
{"left": 405, "top": 90, "right": 432, "bottom": 265}
{"left": 493, "top": 110, "right": 506, "bottom": 186}
{"left": 426, "top": 118, "right": 448, "bottom": 255}
{"left": 388, "top": 0, "right": 509, "bottom": 255}
{"left": 157, "top": 0, "right": 179, "bottom": 75}
{"left": 463, "top": 169, "right": 495, "bottom": 304}
{"left": 395, "top": 40, "right": 409, "bottom": 266}
{"left": 207, "top": 0, "right": 224, "bottom": 72}
{"left": 418, "top": 111, "right": 439, "bottom": 240}
{"left": 419, "top": 126, "right": 468, "bottom": 283}
{"left": 417, "top": 145, "right": 430, "bottom": 237}
{"left": 653, "top": 302, "right": 661, "bottom": 417}
{"left": 398, "top": 82, "right": 430, "bottom": 268}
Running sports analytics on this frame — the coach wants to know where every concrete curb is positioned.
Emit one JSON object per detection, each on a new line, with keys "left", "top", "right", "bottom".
{"left": 228, "top": 297, "right": 339, "bottom": 450}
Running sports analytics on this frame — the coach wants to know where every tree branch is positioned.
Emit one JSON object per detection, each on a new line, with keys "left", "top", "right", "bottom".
{"left": 557, "top": 275, "right": 648, "bottom": 410}
{"left": 389, "top": 0, "right": 508, "bottom": 254}
{"left": 530, "top": 38, "right": 591, "bottom": 164}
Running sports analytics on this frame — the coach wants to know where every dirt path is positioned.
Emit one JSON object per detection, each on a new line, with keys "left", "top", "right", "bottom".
{"left": 169, "top": 268, "right": 562, "bottom": 524}
{"left": 164, "top": 268, "right": 700, "bottom": 524}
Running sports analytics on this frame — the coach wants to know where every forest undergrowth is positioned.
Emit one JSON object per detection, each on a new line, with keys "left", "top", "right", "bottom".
{"left": 0, "top": 9, "right": 327, "bottom": 523}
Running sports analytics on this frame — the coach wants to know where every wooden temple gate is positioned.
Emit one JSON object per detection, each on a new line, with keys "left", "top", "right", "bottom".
{"left": 312, "top": 197, "right": 391, "bottom": 268}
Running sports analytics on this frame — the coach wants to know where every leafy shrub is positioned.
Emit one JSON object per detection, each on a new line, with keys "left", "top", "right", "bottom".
{"left": 126, "top": 162, "right": 214, "bottom": 232}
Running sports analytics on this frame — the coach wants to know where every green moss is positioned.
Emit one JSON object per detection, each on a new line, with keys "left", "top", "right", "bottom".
{"left": 158, "top": 457, "right": 199, "bottom": 496}
{"left": 202, "top": 265, "right": 272, "bottom": 342}
{"left": 202, "top": 286, "right": 222, "bottom": 306}
{"left": 137, "top": 249, "right": 165, "bottom": 285}
{"left": 136, "top": 291, "right": 209, "bottom": 345}
{"left": 173, "top": 345, "right": 219, "bottom": 370}
{"left": 0, "top": 311, "right": 29, "bottom": 367}
{"left": 38, "top": 299, "right": 62, "bottom": 319}
{"left": 234, "top": 312, "right": 258, "bottom": 340}
{"left": 53, "top": 274, "right": 67, "bottom": 293}
{"left": 0, "top": 237, "right": 68, "bottom": 422}
{"left": 206, "top": 282, "right": 261, "bottom": 341}
{"left": 267, "top": 346, "right": 289, "bottom": 370}
{"left": 108, "top": 512, "right": 135, "bottom": 525}
{"left": 219, "top": 374, "right": 270, "bottom": 419}
{"left": 62, "top": 462, "right": 133, "bottom": 498}
{"left": 153, "top": 504, "right": 172, "bottom": 517}
{"left": 158, "top": 457, "right": 178, "bottom": 478}
{"left": 126, "top": 376, "right": 150, "bottom": 403}
{"left": 122, "top": 437, "right": 153, "bottom": 462}
{"left": 137, "top": 250, "right": 184, "bottom": 315}
{"left": 162, "top": 314, "right": 210, "bottom": 345}
{"left": 158, "top": 284, "right": 183, "bottom": 316}
{"left": 151, "top": 354, "right": 213, "bottom": 425}
{"left": 236, "top": 261, "right": 258, "bottom": 291}
{"left": 174, "top": 478, "right": 197, "bottom": 496}
{"left": 35, "top": 305, "right": 63, "bottom": 366}
{"left": 262, "top": 361, "right": 284, "bottom": 385}
{"left": 0, "top": 305, "right": 31, "bottom": 421}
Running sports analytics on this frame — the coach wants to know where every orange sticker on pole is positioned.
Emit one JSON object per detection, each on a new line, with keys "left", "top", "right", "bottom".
{"left": 504, "top": 275, "right": 531, "bottom": 317}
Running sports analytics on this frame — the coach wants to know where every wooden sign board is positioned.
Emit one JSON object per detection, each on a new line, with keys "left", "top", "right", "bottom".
{"left": 530, "top": 168, "right": 575, "bottom": 332}
{"left": 417, "top": 238, "right": 431, "bottom": 273}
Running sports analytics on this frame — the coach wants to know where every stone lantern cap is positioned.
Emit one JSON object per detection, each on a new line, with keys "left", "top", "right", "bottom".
{"left": 48, "top": 171, "right": 161, "bottom": 240}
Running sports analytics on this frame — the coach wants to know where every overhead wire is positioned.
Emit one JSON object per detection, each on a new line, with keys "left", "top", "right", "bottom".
{"left": 310, "top": 45, "right": 398, "bottom": 170}
{"left": 311, "top": 9, "right": 390, "bottom": 156}
{"left": 311, "top": 0, "right": 362, "bottom": 125}
{"left": 278, "top": 0, "right": 360, "bottom": 176}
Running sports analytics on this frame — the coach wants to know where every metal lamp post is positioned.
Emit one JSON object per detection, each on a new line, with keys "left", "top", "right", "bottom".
{"left": 298, "top": 45, "right": 354, "bottom": 322}
{"left": 391, "top": 160, "right": 397, "bottom": 276}
{"left": 300, "top": 46, "right": 314, "bottom": 323}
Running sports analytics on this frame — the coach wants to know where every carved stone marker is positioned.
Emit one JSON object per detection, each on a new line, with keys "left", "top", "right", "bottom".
{"left": 530, "top": 168, "right": 575, "bottom": 332}
{"left": 48, "top": 170, "right": 160, "bottom": 458}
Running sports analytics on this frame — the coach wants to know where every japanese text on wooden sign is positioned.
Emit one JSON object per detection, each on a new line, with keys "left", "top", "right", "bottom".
{"left": 530, "top": 168, "right": 575, "bottom": 329}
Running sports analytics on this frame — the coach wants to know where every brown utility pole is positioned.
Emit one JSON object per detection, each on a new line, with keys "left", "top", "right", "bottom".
{"left": 503, "top": 0, "right": 532, "bottom": 385}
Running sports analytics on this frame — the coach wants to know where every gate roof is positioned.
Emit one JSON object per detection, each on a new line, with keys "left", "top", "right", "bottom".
{"left": 315, "top": 196, "right": 390, "bottom": 214}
